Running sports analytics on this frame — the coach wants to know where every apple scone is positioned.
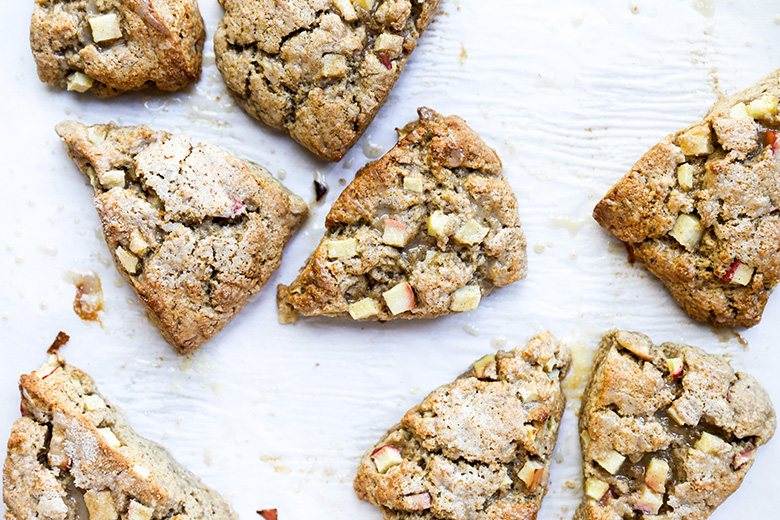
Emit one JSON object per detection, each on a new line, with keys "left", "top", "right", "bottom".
{"left": 3, "top": 352, "right": 236, "bottom": 520}
{"left": 354, "top": 331, "right": 571, "bottom": 520}
{"left": 30, "top": 0, "right": 205, "bottom": 96}
{"left": 277, "top": 108, "right": 527, "bottom": 322}
{"left": 214, "top": 0, "right": 440, "bottom": 161}
{"left": 576, "top": 330, "right": 775, "bottom": 520}
{"left": 593, "top": 69, "right": 780, "bottom": 327}
{"left": 56, "top": 121, "right": 308, "bottom": 353}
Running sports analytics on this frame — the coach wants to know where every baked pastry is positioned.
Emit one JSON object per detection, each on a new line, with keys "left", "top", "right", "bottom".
{"left": 213, "top": 0, "right": 440, "bottom": 161}
{"left": 576, "top": 330, "right": 775, "bottom": 520}
{"left": 56, "top": 121, "right": 308, "bottom": 353}
{"left": 30, "top": 0, "right": 205, "bottom": 96}
{"left": 593, "top": 70, "right": 780, "bottom": 327}
{"left": 277, "top": 108, "right": 527, "bottom": 322}
{"left": 4, "top": 353, "right": 236, "bottom": 520}
{"left": 354, "top": 331, "right": 571, "bottom": 520}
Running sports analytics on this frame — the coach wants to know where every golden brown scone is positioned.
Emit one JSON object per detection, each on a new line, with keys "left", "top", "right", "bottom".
{"left": 354, "top": 331, "right": 571, "bottom": 520}
{"left": 30, "top": 0, "right": 205, "bottom": 96}
{"left": 575, "top": 330, "right": 775, "bottom": 520}
{"left": 56, "top": 121, "right": 308, "bottom": 353}
{"left": 277, "top": 107, "right": 527, "bottom": 323}
{"left": 4, "top": 353, "right": 236, "bottom": 520}
{"left": 213, "top": 0, "right": 440, "bottom": 161}
{"left": 593, "top": 69, "right": 780, "bottom": 327}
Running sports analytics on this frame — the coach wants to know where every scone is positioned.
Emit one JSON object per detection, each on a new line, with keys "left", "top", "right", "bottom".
{"left": 354, "top": 331, "right": 571, "bottom": 520}
{"left": 277, "top": 108, "right": 527, "bottom": 322}
{"left": 4, "top": 353, "right": 236, "bottom": 520}
{"left": 576, "top": 330, "right": 776, "bottom": 520}
{"left": 214, "top": 0, "right": 440, "bottom": 161}
{"left": 593, "top": 69, "right": 780, "bottom": 327}
{"left": 56, "top": 121, "right": 308, "bottom": 353}
{"left": 30, "top": 0, "right": 205, "bottom": 96}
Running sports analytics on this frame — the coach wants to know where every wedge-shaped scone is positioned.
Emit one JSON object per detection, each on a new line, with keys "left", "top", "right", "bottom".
{"left": 354, "top": 331, "right": 571, "bottom": 520}
{"left": 214, "top": 0, "right": 440, "bottom": 161}
{"left": 277, "top": 108, "right": 526, "bottom": 322}
{"left": 576, "top": 330, "right": 776, "bottom": 520}
{"left": 4, "top": 354, "right": 236, "bottom": 520}
{"left": 57, "top": 121, "right": 308, "bottom": 353}
{"left": 594, "top": 70, "right": 780, "bottom": 327}
{"left": 30, "top": 0, "right": 205, "bottom": 96}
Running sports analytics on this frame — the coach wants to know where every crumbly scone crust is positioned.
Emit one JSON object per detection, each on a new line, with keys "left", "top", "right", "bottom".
{"left": 3, "top": 356, "right": 236, "bottom": 520}
{"left": 30, "top": 0, "right": 205, "bottom": 96}
{"left": 354, "top": 331, "right": 571, "bottom": 520}
{"left": 277, "top": 108, "right": 527, "bottom": 322}
{"left": 575, "top": 330, "right": 776, "bottom": 520}
{"left": 214, "top": 0, "right": 440, "bottom": 161}
{"left": 56, "top": 121, "right": 308, "bottom": 353}
{"left": 593, "top": 69, "right": 780, "bottom": 327}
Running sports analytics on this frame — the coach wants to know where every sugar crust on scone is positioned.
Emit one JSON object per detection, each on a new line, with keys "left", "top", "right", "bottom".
{"left": 3, "top": 355, "right": 236, "bottom": 520}
{"left": 576, "top": 330, "right": 775, "bottom": 520}
{"left": 354, "top": 331, "right": 571, "bottom": 520}
{"left": 56, "top": 121, "right": 308, "bottom": 353}
{"left": 214, "top": 0, "right": 440, "bottom": 161}
{"left": 594, "top": 69, "right": 780, "bottom": 327}
{"left": 277, "top": 107, "right": 527, "bottom": 322}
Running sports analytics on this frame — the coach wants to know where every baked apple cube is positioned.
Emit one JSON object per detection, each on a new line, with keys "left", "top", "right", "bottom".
{"left": 729, "top": 102, "right": 750, "bottom": 119}
{"left": 595, "top": 449, "right": 625, "bottom": 475}
{"left": 382, "top": 218, "right": 410, "bottom": 247}
{"left": 666, "top": 357, "right": 684, "bottom": 379}
{"left": 351, "top": 0, "right": 375, "bottom": 10}
{"left": 403, "top": 493, "right": 431, "bottom": 510}
{"left": 327, "top": 238, "right": 358, "bottom": 259}
{"left": 633, "top": 486, "right": 663, "bottom": 515}
{"left": 83, "top": 394, "right": 106, "bottom": 411}
{"left": 97, "top": 427, "right": 121, "bottom": 448}
{"left": 585, "top": 478, "right": 610, "bottom": 500}
{"left": 348, "top": 297, "right": 380, "bottom": 320}
{"left": 694, "top": 432, "right": 728, "bottom": 455}
{"left": 676, "top": 163, "right": 694, "bottom": 190}
{"left": 370, "top": 445, "right": 403, "bottom": 474}
{"left": 66, "top": 72, "right": 94, "bottom": 93}
{"left": 450, "top": 285, "right": 481, "bottom": 312}
{"left": 455, "top": 219, "right": 489, "bottom": 245}
{"left": 518, "top": 460, "right": 547, "bottom": 492}
{"left": 427, "top": 210, "right": 453, "bottom": 237}
{"left": 88, "top": 14, "right": 122, "bottom": 43}
{"left": 678, "top": 124, "right": 713, "bottom": 156}
{"left": 84, "top": 490, "right": 117, "bottom": 520}
{"left": 746, "top": 95, "right": 778, "bottom": 119}
{"left": 644, "top": 457, "right": 670, "bottom": 493}
{"left": 126, "top": 501, "right": 154, "bottom": 520}
{"left": 472, "top": 354, "right": 495, "bottom": 379}
{"left": 382, "top": 282, "right": 415, "bottom": 315}
{"left": 669, "top": 213, "right": 704, "bottom": 250}
{"left": 403, "top": 175, "right": 424, "bottom": 193}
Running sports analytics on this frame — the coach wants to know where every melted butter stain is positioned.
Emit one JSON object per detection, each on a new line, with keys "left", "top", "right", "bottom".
{"left": 562, "top": 340, "right": 596, "bottom": 402}
{"left": 459, "top": 43, "right": 468, "bottom": 65}
{"left": 692, "top": 0, "right": 715, "bottom": 18}
{"left": 260, "top": 455, "right": 292, "bottom": 474}
{"left": 548, "top": 216, "right": 587, "bottom": 236}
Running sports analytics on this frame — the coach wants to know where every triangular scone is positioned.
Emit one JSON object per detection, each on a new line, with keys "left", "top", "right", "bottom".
{"left": 3, "top": 355, "right": 236, "bottom": 520}
{"left": 30, "top": 0, "right": 205, "bottom": 96}
{"left": 576, "top": 330, "right": 776, "bottom": 520}
{"left": 354, "top": 332, "right": 571, "bottom": 520}
{"left": 277, "top": 108, "right": 527, "bottom": 322}
{"left": 214, "top": 0, "right": 440, "bottom": 161}
{"left": 593, "top": 70, "right": 780, "bottom": 327}
{"left": 56, "top": 121, "right": 308, "bottom": 353}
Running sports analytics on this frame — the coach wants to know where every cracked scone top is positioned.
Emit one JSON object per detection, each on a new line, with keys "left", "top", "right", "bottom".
{"left": 30, "top": 0, "right": 205, "bottom": 96}
{"left": 354, "top": 331, "right": 571, "bottom": 520}
{"left": 593, "top": 69, "right": 780, "bottom": 327}
{"left": 213, "top": 0, "right": 440, "bottom": 161}
{"left": 277, "top": 108, "right": 527, "bottom": 322}
{"left": 576, "top": 330, "right": 775, "bottom": 520}
{"left": 56, "top": 121, "right": 308, "bottom": 353}
{"left": 3, "top": 354, "right": 236, "bottom": 520}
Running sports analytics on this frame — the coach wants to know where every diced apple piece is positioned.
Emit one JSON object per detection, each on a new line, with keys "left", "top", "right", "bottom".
{"left": 383, "top": 282, "right": 415, "bottom": 315}
{"left": 645, "top": 458, "right": 670, "bottom": 493}
{"left": 382, "top": 218, "right": 410, "bottom": 247}
{"left": 403, "top": 493, "right": 431, "bottom": 510}
{"left": 126, "top": 501, "right": 154, "bottom": 520}
{"left": 348, "top": 298, "right": 380, "bottom": 320}
{"left": 472, "top": 354, "right": 495, "bottom": 379}
{"left": 87, "top": 126, "right": 106, "bottom": 145}
{"left": 321, "top": 54, "right": 348, "bottom": 78}
{"left": 351, "top": 0, "right": 375, "bottom": 10}
{"left": 371, "top": 445, "right": 403, "bottom": 473}
{"left": 595, "top": 449, "right": 625, "bottom": 475}
{"left": 97, "top": 427, "right": 121, "bottom": 448}
{"left": 333, "top": 0, "right": 357, "bottom": 21}
{"left": 667, "top": 407, "right": 685, "bottom": 426}
{"left": 89, "top": 14, "right": 122, "bottom": 43}
{"left": 374, "top": 33, "right": 403, "bottom": 56}
{"left": 728, "top": 102, "right": 750, "bottom": 119}
{"left": 133, "top": 464, "right": 152, "bottom": 479}
{"left": 48, "top": 428, "right": 70, "bottom": 471}
{"left": 450, "top": 285, "right": 481, "bottom": 312}
{"left": 723, "top": 260, "right": 754, "bottom": 286}
{"left": 83, "top": 490, "right": 118, "bottom": 520}
{"left": 427, "top": 210, "right": 452, "bottom": 237}
{"left": 678, "top": 124, "right": 713, "bottom": 156}
{"left": 669, "top": 213, "right": 704, "bottom": 251}
{"left": 694, "top": 432, "right": 728, "bottom": 455}
{"left": 500, "top": 473, "right": 513, "bottom": 487}
{"left": 615, "top": 330, "right": 652, "bottom": 361}
{"left": 129, "top": 230, "right": 149, "bottom": 256}
{"left": 403, "top": 175, "right": 424, "bottom": 193}
{"left": 454, "top": 219, "right": 489, "bottom": 245}
{"left": 83, "top": 394, "right": 106, "bottom": 411}
{"left": 327, "top": 238, "right": 358, "bottom": 259}
{"left": 66, "top": 72, "right": 94, "bottom": 93}
{"left": 517, "top": 460, "right": 547, "bottom": 492}
{"left": 746, "top": 95, "right": 778, "bottom": 119}
{"left": 733, "top": 449, "right": 755, "bottom": 470}
{"left": 633, "top": 486, "right": 663, "bottom": 515}
{"left": 666, "top": 357, "right": 684, "bottom": 379}
{"left": 116, "top": 246, "right": 139, "bottom": 274}
{"left": 100, "top": 170, "right": 125, "bottom": 189}
{"left": 585, "top": 478, "right": 610, "bottom": 500}
{"left": 676, "top": 163, "right": 694, "bottom": 190}
{"left": 34, "top": 356, "right": 61, "bottom": 379}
